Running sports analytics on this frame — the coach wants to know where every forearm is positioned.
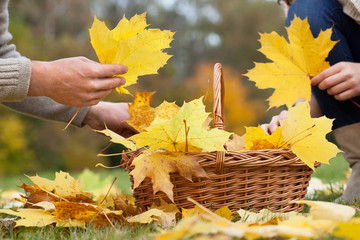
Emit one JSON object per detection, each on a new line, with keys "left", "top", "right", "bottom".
{"left": 2, "top": 97, "right": 90, "bottom": 127}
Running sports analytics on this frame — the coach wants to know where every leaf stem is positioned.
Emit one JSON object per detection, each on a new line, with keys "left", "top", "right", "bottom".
{"left": 280, "top": 124, "right": 315, "bottom": 148}
{"left": 100, "top": 177, "right": 117, "bottom": 204}
{"left": 63, "top": 107, "right": 81, "bottom": 131}
{"left": 183, "top": 120, "right": 189, "bottom": 152}
{"left": 350, "top": 99, "right": 360, "bottom": 109}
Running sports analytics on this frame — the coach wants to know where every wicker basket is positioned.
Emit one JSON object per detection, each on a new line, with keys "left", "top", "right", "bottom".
{"left": 128, "top": 63, "right": 316, "bottom": 213}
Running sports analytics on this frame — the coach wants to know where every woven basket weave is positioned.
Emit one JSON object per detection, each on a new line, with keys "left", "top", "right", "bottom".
{"left": 128, "top": 63, "right": 316, "bottom": 213}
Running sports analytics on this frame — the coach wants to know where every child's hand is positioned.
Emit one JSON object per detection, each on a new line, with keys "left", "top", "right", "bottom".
{"left": 311, "top": 62, "right": 360, "bottom": 101}
{"left": 261, "top": 110, "right": 288, "bottom": 135}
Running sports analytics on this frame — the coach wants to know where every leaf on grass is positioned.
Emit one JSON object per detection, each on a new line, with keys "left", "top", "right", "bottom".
{"left": 243, "top": 225, "right": 313, "bottom": 239}
{"left": 182, "top": 205, "right": 207, "bottom": 219}
{"left": 244, "top": 126, "right": 287, "bottom": 150}
{"left": 244, "top": 15, "right": 337, "bottom": 108}
{"left": 127, "top": 198, "right": 179, "bottom": 228}
{"left": 237, "top": 208, "right": 297, "bottom": 224}
{"left": 280, "top": 102, "right": 341, "bottom": 169}
{"left": 54, "top": 202, "right": 123, "bottom": 228}
{"left": 333, "top": 218, "right": 360, "bottom": 240}
{"left": 182, "top": 205, "right": 233, "bottom": 221}
{"left": 26, "top": 171, "right": 85, "bottom": 197}
{"left": 0, "top": 208, "right": 56, "bottom": 227}
{"left": 155, "top": 215, "right": 214, "bottom": 240}
{"left": 295, "top": 200, "right": 355, "bottom": 221}
{"left": 113, "top": 194, "right": 139, "bottom": 217}
{"left": 89, "top": 13, "right": 174, "bottom": 94}
{"left": 214, "top": 206, "right": 233, "bottom": 220}
{"left": 130, "top": 152, "right": 208, "bottom": 202}
{"left": 4, "top": 171, "right": 124, "bottom": 228}
{"left": 130, "top": 97, "right": 232, "bottom": 152}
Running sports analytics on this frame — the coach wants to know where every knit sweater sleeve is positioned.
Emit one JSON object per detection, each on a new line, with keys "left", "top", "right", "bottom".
{"left": 2, "top": 98, "right": 90, "bottom": 127}
{"left": 338, "top": 0, "right": 360, "bottom": 24}
{"left": 0, "top": 0, "right": 31, "bottom": 101}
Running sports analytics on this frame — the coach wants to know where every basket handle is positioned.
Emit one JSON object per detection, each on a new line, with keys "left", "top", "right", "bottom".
{"left": 213, "top": 63, "right": 226, "bottom": 174}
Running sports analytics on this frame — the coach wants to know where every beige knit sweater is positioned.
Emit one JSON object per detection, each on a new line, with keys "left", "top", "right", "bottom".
{"left": 338, "top": 0, "right": 360, "bottom": 23}
{"left": 0, "top": 0, "right": 88, "bottom": 127}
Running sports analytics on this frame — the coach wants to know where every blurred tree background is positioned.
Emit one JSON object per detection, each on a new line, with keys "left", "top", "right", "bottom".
{"left": 0, "top": 0, "right": 287, "bottom": 176}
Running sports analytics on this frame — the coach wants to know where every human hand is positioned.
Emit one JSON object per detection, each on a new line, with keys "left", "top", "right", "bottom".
{"left": 311, "top": 62, "right": 360, "bottom": 101}
{"left": 261, "top": 110, "right": 288, "bottom": 135}
{"left": 83, "top": 101, "right": 138, "bottom": 138}
{"left": 28, "top": 57, "right": 128, "bottom": 107}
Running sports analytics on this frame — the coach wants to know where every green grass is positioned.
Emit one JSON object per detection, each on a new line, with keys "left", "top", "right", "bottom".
{"left": 0, "top": 168, "right": 132, "bottom": 194}
{"left": 0, "top": 224, "right": 157, "bottom": 240}
{"left": 312, "top": 153, "right": 349, "bottom": 184}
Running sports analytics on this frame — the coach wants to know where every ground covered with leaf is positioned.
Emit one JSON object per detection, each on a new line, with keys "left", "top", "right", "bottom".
{"left": 0, "top": 167, "right": 359, "bottom": 240}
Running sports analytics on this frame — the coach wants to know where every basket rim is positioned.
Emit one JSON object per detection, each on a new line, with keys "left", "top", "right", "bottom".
{"left": 186, "top": 148, "right": 318, "bottom": 168}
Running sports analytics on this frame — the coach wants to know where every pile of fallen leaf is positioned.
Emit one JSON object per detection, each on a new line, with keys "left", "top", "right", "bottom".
{"left": 0, "top": 171, "right": 129, "bottom": 228}
{"left": 0, "top": 171, "right": 359, "bottom": 239}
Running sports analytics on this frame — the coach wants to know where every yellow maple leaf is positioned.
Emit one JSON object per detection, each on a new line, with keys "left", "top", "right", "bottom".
{"left": 244, "top": 125, "right": 287, "bottom": 150}
{"left": 280, "top": 102, "right": 341, "bottom": 169}
{"left": 226, "top": 133, "right": 246, "bottom": 151}
{"left": 295, "top": 200, "right": 355, "bottom": 222}
{"left": 182, "top": 205, "right": 207, "bottom": 219}
{"left": 129, "top": 97, "right": 232, "bottom": 152}
{"left": 244, "top": 15, "right": 337, "bottom": 108}
{"left": 237, "top": 208, "right": 297, "bottom": 224}
{"left": 95, "top": 125, "right": 137, "bottom": 150}
{"left": 127, "top": 198, "right": 179, "bottom": 228}
{"left": 127, "top": 105, "right": 156, "bottom": 132}
{"left": 214, "top": 206, "right": 233, "bottom": 220}
{"left": 129, "top": 90, "right": 156, "bottom": 110}
{"left": 155, "top": 101, "right": 180, "bottom": 120}
{"left": 0, "top": 208, "right": 56, "bottom": 227}
{"left": 130, "top": 151, "right": 208, "bottom": 202}
{"left": 26, "top": 171, "right": 87, "bottom": 197}
{"left": 127, "top": 91, "right": 180, "bottom": 132}
{"left": 89, "top": 13, "right": 174, "bottom": 94}
{"left": 54, "top": 202, "right": 123, "bottom": 228}
{"left": 155, "top": 215, "right": 214, "bottom": 240}
{"left": 182, "top": 205, "right": 233, "bottom": 221}
{"left": 333, "top": 218, "right": 360, "bottom": 240}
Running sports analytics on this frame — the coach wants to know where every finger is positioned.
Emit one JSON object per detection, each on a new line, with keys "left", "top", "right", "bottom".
{"left": 334, "top": 89, "right": 357, "bottom": 101}
{"left": 318, "top": 72, "right": 345, "bottom": 90}
{"left": 269, "top": 115, "right": 280, "bottom": 125}
{"left": 93, "top": 77, "right": 126, "bottom": 91}
{"left": 311, "top": 64, "right": 341, "bottom": 86}
{"left": 261, "top": 124, "right": 271, "bottom": 135}
{"left": 95, "top": 64, "right": 128, "bottom": 77}
{"left": 90, "top": 88, "right": 114, "bottom": 100}
{"left": 327, "top": 81, "right": 351, "bottom": 96}
{"left": 269, "top": 122, "right": 279, "bottom": 135}
{"left": 278, "top": 110, "right": 288, "bottom": 120}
